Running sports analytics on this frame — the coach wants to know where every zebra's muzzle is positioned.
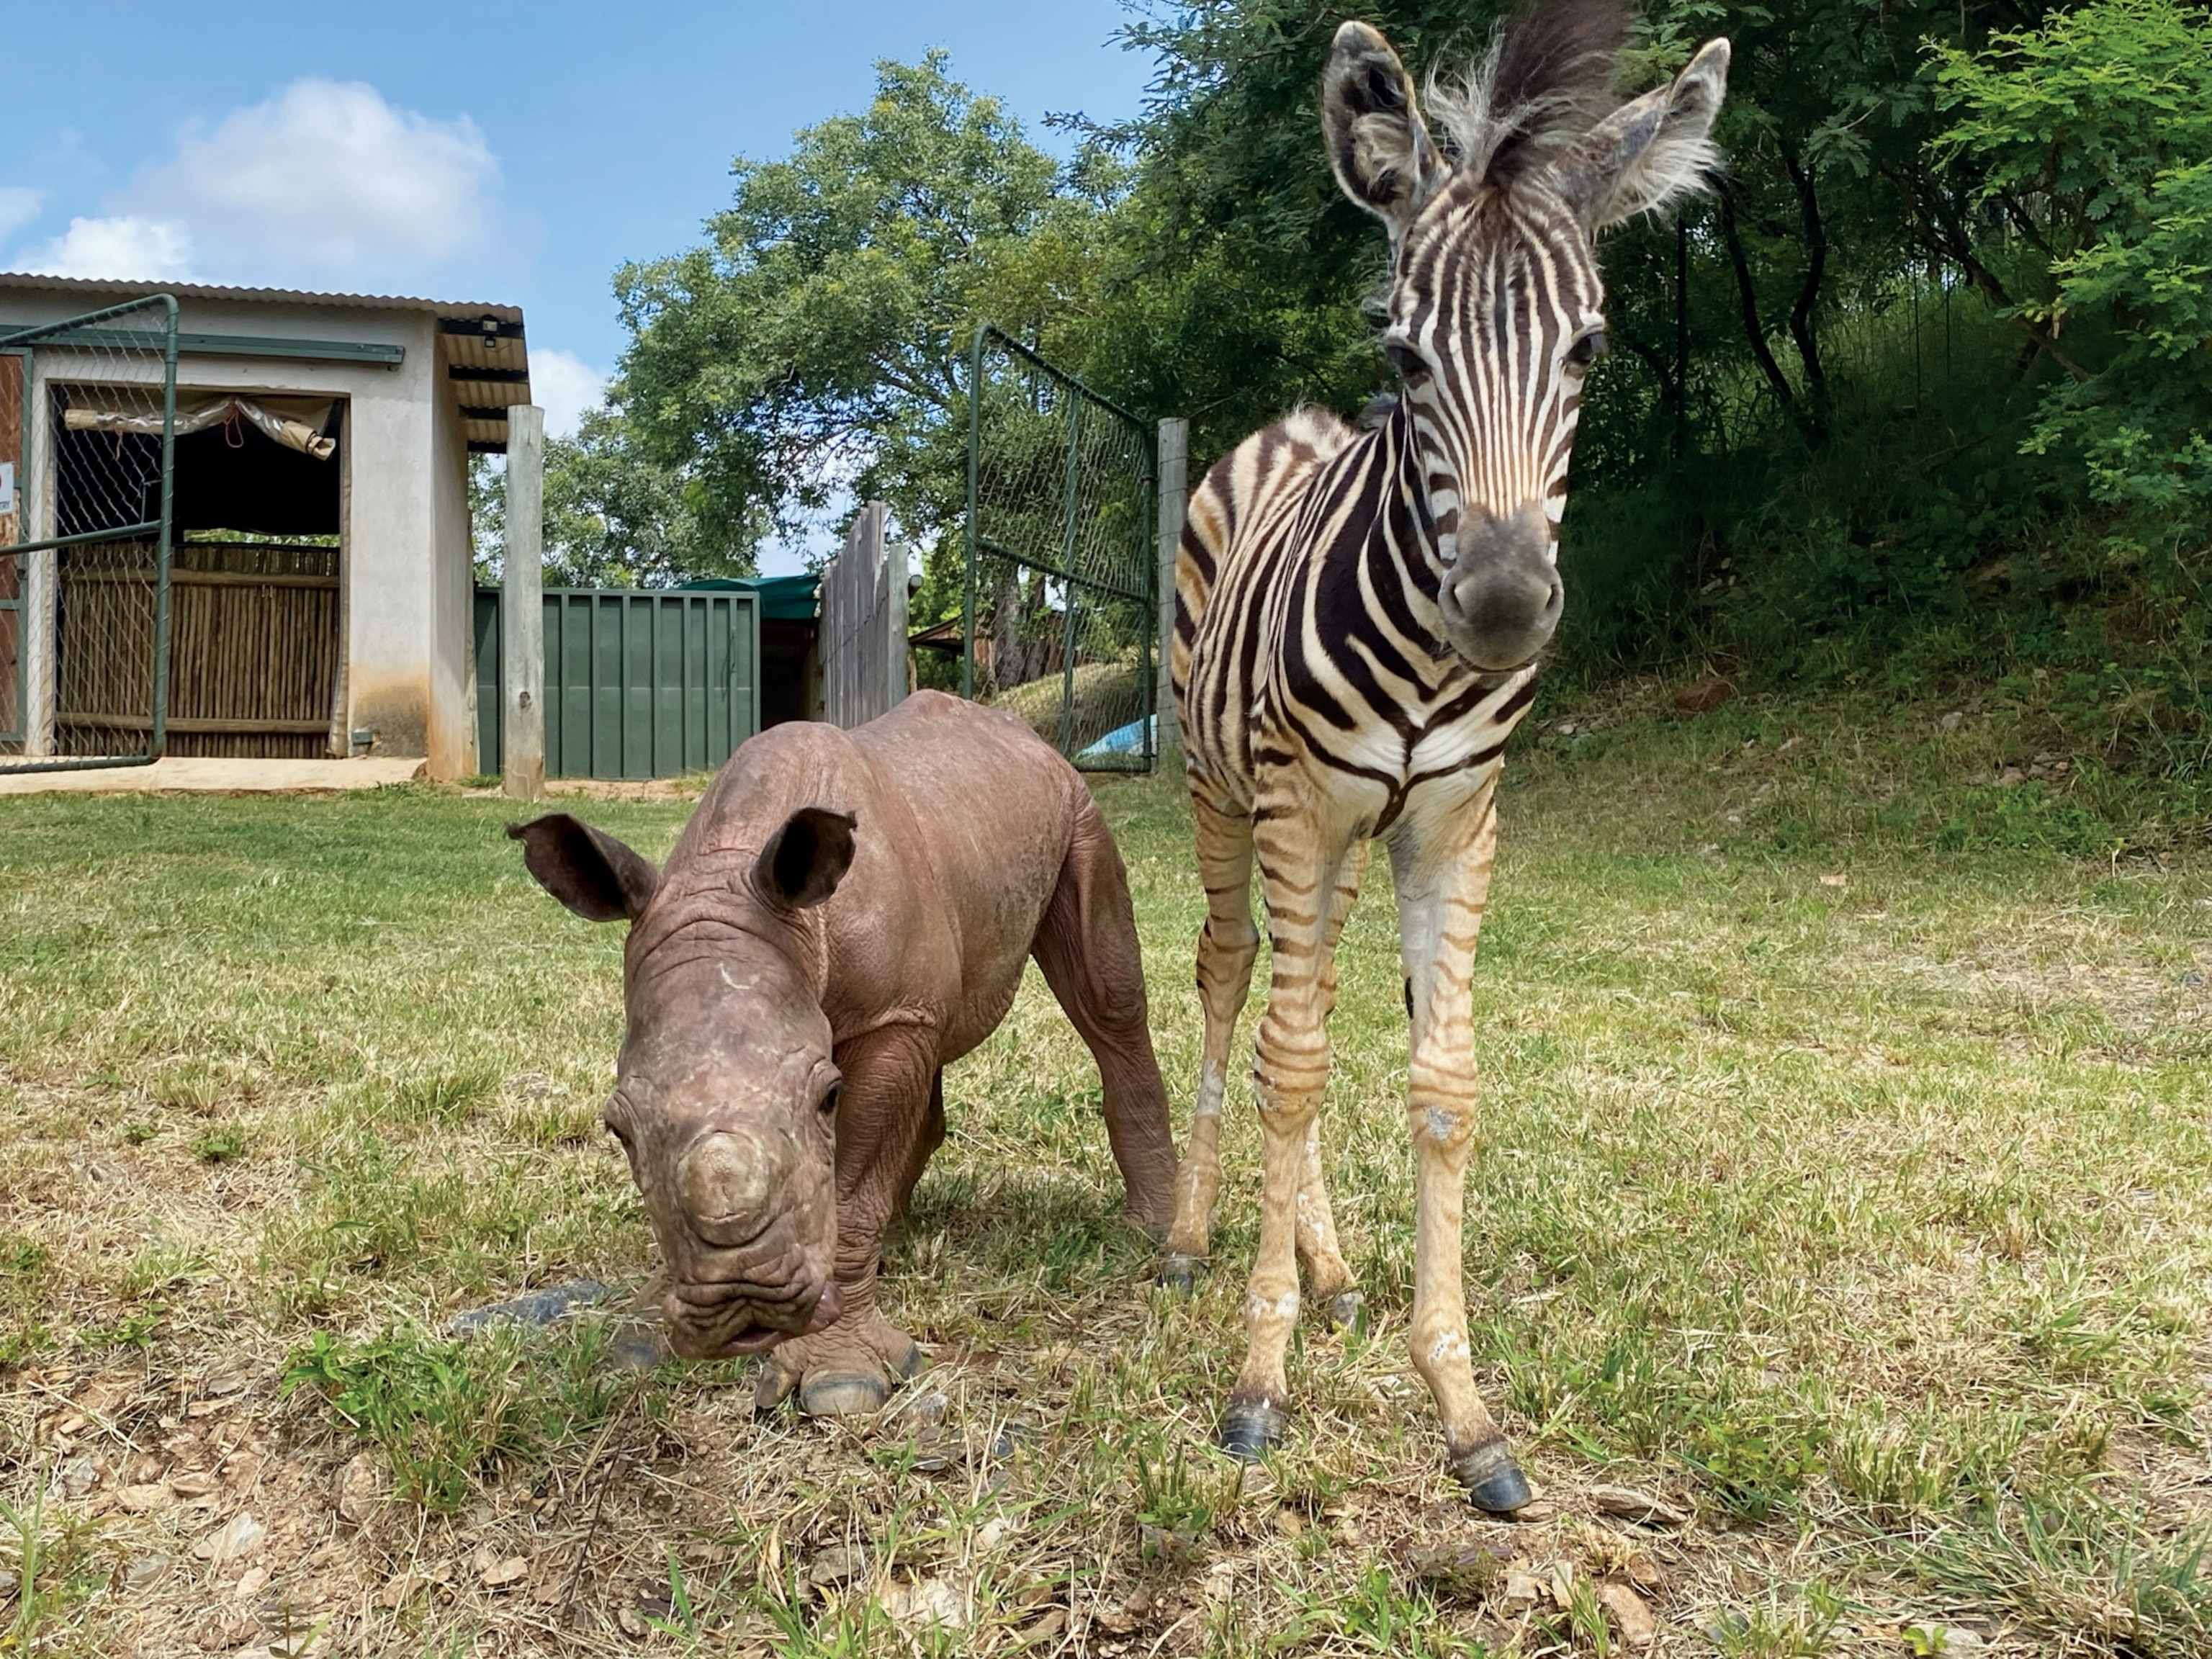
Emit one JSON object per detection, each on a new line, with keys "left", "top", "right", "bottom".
{"left": 1436, "top": 503, "right": 1563, "bottom": 672}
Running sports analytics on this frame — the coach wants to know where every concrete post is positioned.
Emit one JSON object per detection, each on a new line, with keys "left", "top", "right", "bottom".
{"left": 1155, "top": 417, "right": 1189, "bottom": 767}
{"left": 502, "top": 405, "right": 546, "bottom": 801}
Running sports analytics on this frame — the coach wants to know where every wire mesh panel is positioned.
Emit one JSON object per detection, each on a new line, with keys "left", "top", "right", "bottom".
{"left": 0, "top": 296, "right": 178, "bottom": 773}
{"left": 963, "top": 325, "right": 1156, "bottom": 772}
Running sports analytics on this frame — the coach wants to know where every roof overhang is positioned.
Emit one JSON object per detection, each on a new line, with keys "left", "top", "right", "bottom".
{"left": 0, "top": 271, "right": 533, "bottom": 454}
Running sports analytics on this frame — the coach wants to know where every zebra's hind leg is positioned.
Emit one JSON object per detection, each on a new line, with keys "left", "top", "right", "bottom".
{"left": 1388, "top": 783, "right": 1529, "bottom": 1514}
{"left": 1218, "top": 805, "right": 1353, "bottom": 1461}
{"left": 1159, "top": 796, "right": 1258, "bottom": 1297}
{"left": 1295, "top": 839, "right": 1371, "bottom": 1334}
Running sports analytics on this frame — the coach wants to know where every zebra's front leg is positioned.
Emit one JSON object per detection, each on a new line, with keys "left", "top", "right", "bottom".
{"left": 1219, "top": 815, "right": 1352, "bottom": 1460}
{"left": 1389, "top": 786, "right": 1530, "bottom": 1513}
{"left": 1160, "top": 796, "right": 1258, "bottom": 1295}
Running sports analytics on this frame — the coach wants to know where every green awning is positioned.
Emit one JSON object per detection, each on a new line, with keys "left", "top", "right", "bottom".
{"left": 679, "top": 572, "right": 818, "bottom": 621}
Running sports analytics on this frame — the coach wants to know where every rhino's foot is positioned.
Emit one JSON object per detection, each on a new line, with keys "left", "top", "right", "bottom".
{"left": 1449, "top": 1438, "right": 1533, "bottom": 1515}
{"left": 753, "top": 1306, "right": 926, "bottom": 1419}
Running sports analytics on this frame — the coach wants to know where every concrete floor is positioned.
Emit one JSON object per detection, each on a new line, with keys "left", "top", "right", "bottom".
{"left": 0, "top": 756, "right": 428, "bottom": 796}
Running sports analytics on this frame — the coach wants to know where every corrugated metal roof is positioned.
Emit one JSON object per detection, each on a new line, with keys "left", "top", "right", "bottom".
{"left": 0, "top": 271, "right": 534, "bottom": 454}
{"left": 0, "top": 271, "right": 522, "bottom": 321}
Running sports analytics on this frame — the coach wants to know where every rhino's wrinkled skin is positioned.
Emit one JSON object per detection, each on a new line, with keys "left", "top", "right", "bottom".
{"left": 512, "top": 692, "right": 1177, "bottom": 1416}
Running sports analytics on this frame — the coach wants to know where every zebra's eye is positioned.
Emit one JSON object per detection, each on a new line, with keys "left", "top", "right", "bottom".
{"left": 1384, "top": 340, "right": 1428, "bottom": 381}
{"left": 1565, "top": 329, "right": 1608, "bottom": 371}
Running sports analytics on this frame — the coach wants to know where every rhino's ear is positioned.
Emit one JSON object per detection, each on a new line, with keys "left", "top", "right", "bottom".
{"left": 755, "top": 807, "right": 857, "bottom": 910}
{"left": 508, "top": 814, "right": 660, "bottom": 922}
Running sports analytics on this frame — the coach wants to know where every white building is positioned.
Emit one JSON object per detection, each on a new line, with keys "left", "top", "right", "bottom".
{"left": 0, "top": 274, "right": 534, "bottom": 780}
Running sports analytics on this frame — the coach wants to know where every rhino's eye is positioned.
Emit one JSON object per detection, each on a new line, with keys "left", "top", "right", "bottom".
{"left": 817, "top": 1082, "right": 842, "bottom": 1120}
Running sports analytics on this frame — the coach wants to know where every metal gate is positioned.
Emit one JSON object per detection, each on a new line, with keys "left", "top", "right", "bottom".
{"left": 963, "top": 325, "right": 1156, "bottom": 772}
{"left": 473, "top": 585, "right": 759, "bottom": 780}
{"left": 0, "top": 296, "right": 179, "bottom": 773}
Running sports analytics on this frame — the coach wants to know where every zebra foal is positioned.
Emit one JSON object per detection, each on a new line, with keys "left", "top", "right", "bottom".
{"left": 1161, "top": 3, "right": 1729, "bottom": 1510}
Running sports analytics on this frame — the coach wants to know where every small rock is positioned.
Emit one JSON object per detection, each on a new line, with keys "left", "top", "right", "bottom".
{"left": 807, "top": 1544, "right": 868, "bottom": 1587}
{"left": 190, "top": 1514, "right": 266, "bottom": 1565}
{"left": 185, "top": 1398, "right": 232, "bottom": 1419}
{"left": 444, "top": 1280, "right": 610, "bottom": 1336}
{"left": 1598, "top": 1581, "right": 1658, "bottom": 1647}
{"left": 615, "top": 1604, "right": 649, "bottom": 1638}
{"left": 1510, "top": 1498, "right": 1559, "bottom": 1522}
{"left": 878, "top": 1575, "right": 967, "bottom": 1628}
{"left": 1939, "top": 711, "right": 1963, "bottom": 731}
{"left": 375, "top": 1570, "right": 419, "bottom": 1609}
{"left": 336, "top": 1452, "right": 380, "bottom": 1526}
{"left": 1997, "top": 766, "right": 2026, "bottom": 788}
{"left": 233, "top": 1565, "right": 269, "bottom": 1599}
{"left": 122, "top": 1552, "right": 171, "bottom": 1591}
{"left": 170, "top": 1472, "right": 222, "bottom": 1498}
{"left": 1621, "top": 1550, "right": 1663, "bottom": 1590}
{"left": 601, "top": 1321, "right": 670, "bottom": 1372}
{"left": 117, "top": 1483, "right": 170, "bottom": 1514}
{"left": 1818, "top": 873, "right": 1847, "bottom": 889}
{"left": 893, "top": 1390, "right": 950, "bottom": 1429}
{"left": 1502, "top": 1570, "right": 1543, "bottom": 1610}
{"left": 55, "top": 1457, "right": 96, "bottom": 1500}
{"left": 1586, "top": 1485, "right": 1691, "bottom": 1527}
{"left": 1406, "top": 1539, "right": 1509, "bottom": 1599}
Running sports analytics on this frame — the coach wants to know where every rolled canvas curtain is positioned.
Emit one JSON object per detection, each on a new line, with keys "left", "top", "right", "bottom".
{"left": 63, "top": 395, "right": 338, "bottom": 461}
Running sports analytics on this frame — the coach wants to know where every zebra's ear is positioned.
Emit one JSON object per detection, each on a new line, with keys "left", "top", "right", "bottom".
{"left": 1323, "top": 21, "right": 1449, "bottom": 238}
{"left": 1550, "top": 37, "right": 1730, "bottom": 233}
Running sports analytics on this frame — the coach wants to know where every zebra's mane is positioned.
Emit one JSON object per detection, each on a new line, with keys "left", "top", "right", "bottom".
{"left": 1424, "top": 0, "right": 1631, "bottom": 187}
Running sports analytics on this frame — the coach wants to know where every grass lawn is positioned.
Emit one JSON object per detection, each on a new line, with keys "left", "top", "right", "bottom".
{"left": 0, "top": 684, "right": 2208, "bottom": 1656}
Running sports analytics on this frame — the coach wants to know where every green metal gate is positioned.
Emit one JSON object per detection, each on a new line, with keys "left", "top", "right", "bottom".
{"left": 474, "top": 586, "right": 759, "bottom": 779}
{"left": 963, "top": 325, "right": 1156, "bottom": 772}
{"left": 0, "top": 296, "right": 179, "bottom": 773}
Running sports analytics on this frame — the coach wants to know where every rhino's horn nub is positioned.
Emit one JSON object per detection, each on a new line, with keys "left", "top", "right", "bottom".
{"left": 678, "top": 1128, "right": 785, "bottom": 1241}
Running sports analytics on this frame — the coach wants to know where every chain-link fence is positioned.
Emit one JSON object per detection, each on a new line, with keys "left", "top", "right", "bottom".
{"left": 963, "top": 325, "right": 1156, "bottom": 772}
{"left": 0, "top": 295, "right": 179, "bottom": 773}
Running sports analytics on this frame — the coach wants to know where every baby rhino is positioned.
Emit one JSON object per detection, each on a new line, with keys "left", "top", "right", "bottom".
{"left": 511, "top": 692, "right": 1177, "bottom": 1415}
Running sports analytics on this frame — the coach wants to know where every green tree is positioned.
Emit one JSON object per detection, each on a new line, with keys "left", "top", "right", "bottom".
{"left": 601, "top": 51, "right": 1117, "bottom": 591}
{"left": 1936, "top": 0, "right": 2212, "bottom": 549}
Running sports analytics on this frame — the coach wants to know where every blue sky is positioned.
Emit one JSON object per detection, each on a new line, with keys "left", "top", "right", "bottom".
{"left": 3, "top": 1, "right": 1158, "bottom": 454}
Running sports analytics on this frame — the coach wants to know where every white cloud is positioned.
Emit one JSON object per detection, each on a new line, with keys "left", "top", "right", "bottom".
{"left": 120, "top": 79, "right": 500, "bottom": 287}
{"left": 528, "top": 349, "right": 609, "bottom": 441}
{"left": 18, "top": 215, "right": 194, "bottom": 280}
{"left": 0, "top": 188, "right": 44, "bottom": 244}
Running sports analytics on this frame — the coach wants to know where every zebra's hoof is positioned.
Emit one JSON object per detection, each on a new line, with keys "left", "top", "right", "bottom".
{"left": 1218, "top": 1403, "right": 1287, "bottom": 1462}
{"left": 1322, "top": 1290, "right": 1368, "bottom": 1336}
{"left": 1450, "top": 1440, "right": 1532, "bottom": 1515}
{"left": 1155, "top": 1253, "right": 1202, "bottom": 1298}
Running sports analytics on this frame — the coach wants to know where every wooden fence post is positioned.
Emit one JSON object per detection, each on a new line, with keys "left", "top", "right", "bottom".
{"left": 1155, "top": 417, "right": 1188, "bottom": 767}
{"left": 886, "top": 539, "right": 910, "bottom": 706}
{"left": 503, "top": 406, "right": 546, "bottom": 800}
